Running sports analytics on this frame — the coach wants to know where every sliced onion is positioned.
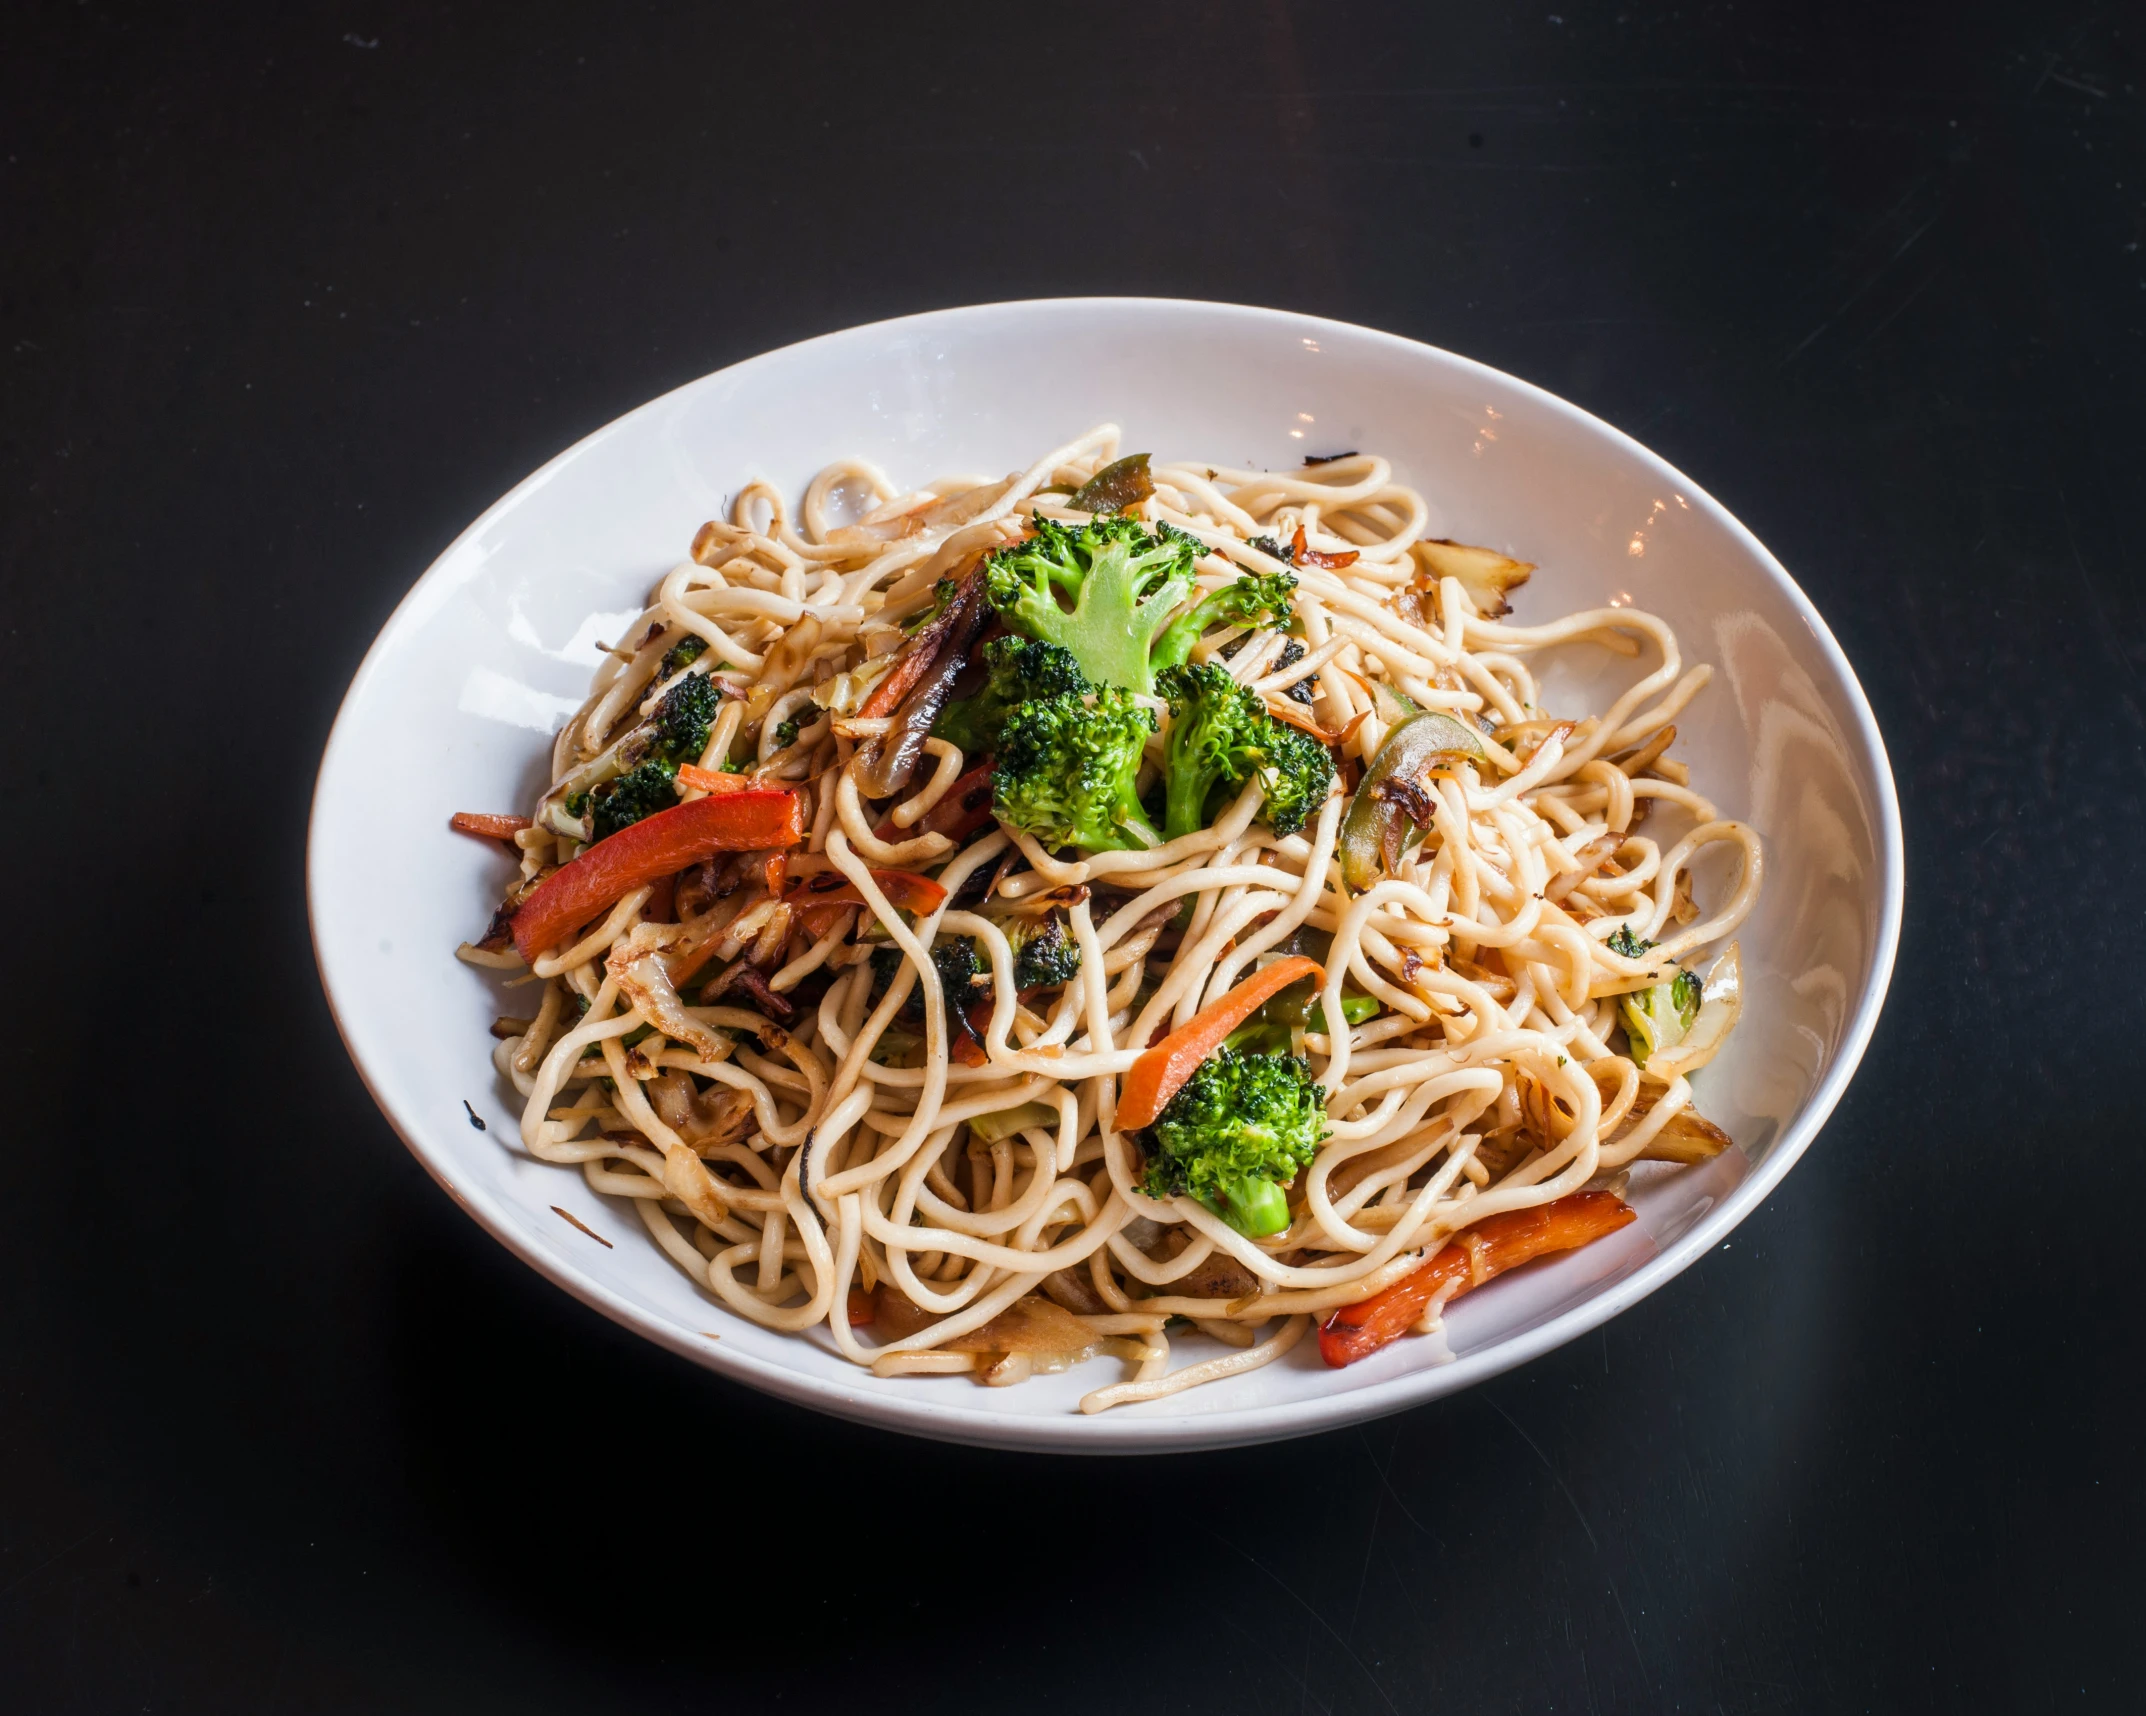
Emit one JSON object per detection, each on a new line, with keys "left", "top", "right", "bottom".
{"left": 607, "top": 925, "right": 728, "bottom": 1060}
{"left": 968, "top": 1101, "right": 1056, "bottom": 1144}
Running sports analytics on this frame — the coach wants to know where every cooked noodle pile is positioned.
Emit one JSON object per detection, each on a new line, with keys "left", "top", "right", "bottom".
{"left": 460, "top": 425, "right": 1762, "bottom": 1412}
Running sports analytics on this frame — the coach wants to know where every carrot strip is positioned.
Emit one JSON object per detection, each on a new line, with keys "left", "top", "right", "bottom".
{"left": 1317, "top": 1190, "right": 1636, "bottom": 1367}
{"left": 676, "top": 764, "right": 754, "bottom": 795}
{"left": 788, "top": 867, "right": 948, "bottom": 937}
{"left": 450, "top": 812, "right": 532, "bottom": 840}
{"left": 508, "top": 790, "right": 802, "bottom": 961}
{"left": 1115, "top": 956, "right": 1323, "bottom": 1132}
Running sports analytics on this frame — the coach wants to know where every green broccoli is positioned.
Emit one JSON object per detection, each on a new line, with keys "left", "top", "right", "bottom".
{"left": 1149, "top": 569, "right": 1299, "bottom": 678}
{"left": 583, "top": 672, "right": 722, "bottom": 841}
{"left": 1142, "top": 1048, "right": 1332, "bottom": 1237}
{"left": 932, "top": 636, "right": 1091, "bottom": 757}
{"left": 1606, "top": 925, "right": 1653, "bottom": 959}
{"left": 985, "top": 516, "right": 1204, "bottom": 694}
{"left": 1155, "top": 662, "right": 1336, "bottom": 839}
{"left": 772, "top": 711, "right": 806, "bottom": 750}
{"left": 1255, "top": 722, "right": 1338, "bottom": 838}
{"left": 1247, "top": 533, "right": 1296, "bottom": 567}
{"left": 992, "top": 687, "right": 1161, "bottom": 853}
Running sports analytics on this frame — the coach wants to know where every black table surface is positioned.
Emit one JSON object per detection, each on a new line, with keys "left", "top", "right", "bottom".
{"left": 7, "top": 2, "right": 2141, "bottom": 1710}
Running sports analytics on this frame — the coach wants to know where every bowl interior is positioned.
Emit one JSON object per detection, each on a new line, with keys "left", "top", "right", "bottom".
{"left": 309, "top": 299, "right": 1898, "bottom": 1451}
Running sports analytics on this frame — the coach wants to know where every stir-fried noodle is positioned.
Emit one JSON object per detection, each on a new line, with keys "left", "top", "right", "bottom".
{"left": 458, "top": 426, "right": 1762, "bottom": 1411}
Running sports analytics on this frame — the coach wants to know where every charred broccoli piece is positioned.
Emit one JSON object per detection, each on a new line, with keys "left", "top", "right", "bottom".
{"left": 588, "top": 762, "right": 683, "bottom": 842}
{"left": 658, "top": 634, "right": 708, "bottom": 678}
{"left": 583, "top": 671, "right": 723, "bottom": 841}
{"left": 1008, "top": 912, "right": 1081, "bottom": 990}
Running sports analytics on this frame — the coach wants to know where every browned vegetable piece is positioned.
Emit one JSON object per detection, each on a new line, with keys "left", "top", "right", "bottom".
{"left": 1040, "top": 1268, "right": 1109, "bottom": 1315}
{"left": 1165, "top": 1249, "right": 1263, "bottom": 1301}
{"left": 941, "top": 1293, "right": 1097, "bottom": 1357}
{"left": 1619, "top": 1087, "right": 1735, "bottom": 1166}
{"left": 1337, "top": 710, "right": 1486, "bottom": 891}
{"left": 1065, "top": 453, "right": 1154, "bottom": 516}
{"left": 646, "top": 1071, "right": 755, "bottom": 1151}
{"left": 1414, "top": 538, "right": 1535, "bottom": 618}
{"left": 856, "top": 561, "right": 992, "bottom": 796}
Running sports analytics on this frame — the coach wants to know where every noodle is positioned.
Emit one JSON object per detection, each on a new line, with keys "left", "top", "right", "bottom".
{"left": 463, "top": 427, "right": 1762, "bottom": 1411}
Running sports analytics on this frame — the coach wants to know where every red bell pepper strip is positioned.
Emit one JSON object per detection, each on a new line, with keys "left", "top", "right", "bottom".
{"left": 788, "top": 867, "right": 949, "bottom": 938}
{"left": 1317, "top": 1190, "right": 1636, "bottom": 1367}
{"left": 1115, "top": 956, "right": 1323, "bottom": 1132}
{"left": 450, "top": 811, "right": 532, "bottom": 841}
{"left": 509, "top": 790, "right": 803, "bottom": 960}
{"left": 872, "top": 761, "right": 998, "bottom": 845}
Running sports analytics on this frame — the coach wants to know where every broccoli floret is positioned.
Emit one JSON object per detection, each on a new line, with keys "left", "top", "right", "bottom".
{"left": 1142, "top": 1048, "right": 1332, "bottom": 1237}
{"left": 585, "top": 672, "right": 722, "bottom": 841}
{"left": 1008, "top": 912, "right": 1081, "bottom": 990}
{"left": 1255, "top": 722, "right": 1337, "bottom": 838}
{"left": 1156, "top": 662, "right": 1335, "bottom": 840}
{"left": 1157, "top": 662, "right": 1262, "bottom": 840}
{"left": 1149, "top": 569, "right": 1299, "bottom": 678}
{"left": 933, "top": 636, "right": 1092, "bottom": 756}
{"left": 867, "top": 940, "right": 984, "bottom": 1028}
{"left": 659, "top": 634, "right": 707, "bottom": 678}
{"left": 772, "top": 711, "right": 805, "bottom": 750}
{"left": 984, "top": 516, "right": 1204, "bottom": 694}
{"left": 933, "top": 936, "right": 982, "bottom": 1000}
{"left": 588, "top": 761, "right": 682, "bottom": 842}
{"left": 1606, "top": 925, "right": 1653, "bottom": 959}
{"left": 1247, "top": 533, "right": 1296, "bottom": 567}
{"left": 992, "top": 687, "right": 1161, "bottom": 853}
{"left": 649, "top": 671, "right": 720, "bottom": 761}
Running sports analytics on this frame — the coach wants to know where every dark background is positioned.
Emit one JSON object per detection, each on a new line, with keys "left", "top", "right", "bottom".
{"left": 4, "top": 1, "right": 2140, "bottom": 1710}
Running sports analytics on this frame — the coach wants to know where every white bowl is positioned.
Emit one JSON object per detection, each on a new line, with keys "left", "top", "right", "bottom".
{"left": 308, "top": 299, "right": 1902, "bottom": 1452}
